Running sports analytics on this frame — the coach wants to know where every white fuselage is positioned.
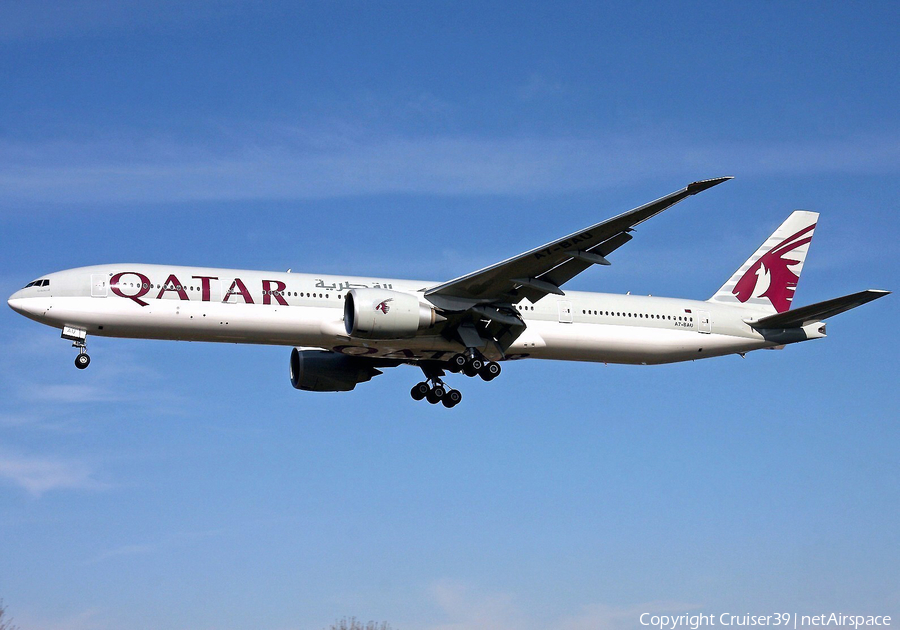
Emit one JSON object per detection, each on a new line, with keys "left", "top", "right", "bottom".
{"left": 7, "top": 263, "right": 824, "bottom": 365}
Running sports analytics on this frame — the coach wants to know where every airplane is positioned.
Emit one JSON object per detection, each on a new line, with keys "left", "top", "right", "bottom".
{"left": 7, "top": 176, "right": 889, "bottom": 408}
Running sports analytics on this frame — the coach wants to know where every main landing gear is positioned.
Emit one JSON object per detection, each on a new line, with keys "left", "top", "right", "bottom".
{"left": 448, "top": 351, "right": 501, "bottom": 381}
{"left": 410, "top": 378, "right": 462, "bottom": 408}
{"left": 409, "top": 350, "right": 501, "bottom": 409}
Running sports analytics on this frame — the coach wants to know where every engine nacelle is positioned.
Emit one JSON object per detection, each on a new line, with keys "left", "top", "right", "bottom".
{"left": 289, "top": 348, "right": 381, "bottom": 392}
{"left": 343, "top": 289, "right": 441, "bottom": 339}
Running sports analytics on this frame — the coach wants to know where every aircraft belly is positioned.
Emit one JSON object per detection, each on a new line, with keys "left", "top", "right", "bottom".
{"left": 515, "top": 322, "right": 765, "bottom": 364}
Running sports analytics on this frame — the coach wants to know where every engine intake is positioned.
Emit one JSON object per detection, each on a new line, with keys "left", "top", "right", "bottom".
{"left": 289, "top": 348, "right": 382, "bottom": 392}
{"left": 343, "top": 289, "right": 442, "bottom": 339}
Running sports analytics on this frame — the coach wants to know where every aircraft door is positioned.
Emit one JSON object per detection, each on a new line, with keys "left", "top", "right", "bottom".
{"left": 91, "top": 274, "right": 108, "bottom": 297}
{"left": 698, "top": 310, "right": 711, "bottom": 333}
{"left": 557, "top": 300, "right": 573, "bottom": 323}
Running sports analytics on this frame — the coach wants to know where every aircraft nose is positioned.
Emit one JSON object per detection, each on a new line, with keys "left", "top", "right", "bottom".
{"left": 7, "top": 289, "right": 28, "bottom": 315}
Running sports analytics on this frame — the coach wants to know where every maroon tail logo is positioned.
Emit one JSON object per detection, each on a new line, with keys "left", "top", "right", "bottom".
{"left": 733, "top": 224, "right": 815, "bottom": 313}
{"left": 375, "top": 298, "right": 393, "bottom": 314}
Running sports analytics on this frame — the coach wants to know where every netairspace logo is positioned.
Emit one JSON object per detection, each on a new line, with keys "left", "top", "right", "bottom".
{"left": 639, "top": 613, "right": 892, "bottom": 630}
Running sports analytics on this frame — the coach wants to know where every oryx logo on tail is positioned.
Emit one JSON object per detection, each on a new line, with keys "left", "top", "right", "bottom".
{"left": 708, "top": 210, "right": 818, "bottom": 313}
{"left": 732, "top": 224, "right": 815, "bottom": 312}
{"left": 375, "top": 298, "right": 393, "bottom": 314}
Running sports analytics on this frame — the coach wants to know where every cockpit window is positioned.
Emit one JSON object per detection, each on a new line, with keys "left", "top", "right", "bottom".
{"left": 23, "top": 279, "right": 50, "bottom": 288}
{"left": 41, "top": 279, "right": 50, "bottom": 286}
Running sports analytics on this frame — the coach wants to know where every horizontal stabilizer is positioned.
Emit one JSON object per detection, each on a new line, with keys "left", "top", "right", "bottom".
{"left": 749, "top": 289, "right": 890, "bottom": 329}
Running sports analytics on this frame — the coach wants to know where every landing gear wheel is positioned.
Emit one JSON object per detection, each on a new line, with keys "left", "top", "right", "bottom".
{"left": 415, "top": 364, "right": 459, "bottom": 408}
{"left": 479, "top": 361, "right": 501, "bottom": 381}
{"left": 469, "top": 357, "right": 484, "bottom": 372}
{"left": 449, "top": 354, "right": 467, "bottom": 373}
{"left": 75, "top": 353, "right": 91, "bottom": 369}
{"left": 411, "top": 382, "right": 429, "bottom": 401}
{"left": 442, "top": 389, "right": 462, "bottom": 408}
{"left": 425, "top": 384, "right": 446, "bottom": 404}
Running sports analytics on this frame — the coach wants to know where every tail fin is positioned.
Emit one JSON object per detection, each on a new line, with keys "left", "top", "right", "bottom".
{"left": 709, "top": 210, "right": 818, "bottom": 313}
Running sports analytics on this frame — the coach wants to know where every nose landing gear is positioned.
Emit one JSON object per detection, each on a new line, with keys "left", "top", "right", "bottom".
{"left": 74, "top": 345, "right": 91, "bottom": 369}
{"left": 62, "top": 327, "right": 91, "bottom": 370}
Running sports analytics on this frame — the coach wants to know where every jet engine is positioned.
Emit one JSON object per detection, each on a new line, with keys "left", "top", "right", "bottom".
{"left": 289, "top": 348, "right": 382, "bottom": 392}
{"left": 343, "top": 289, "right": 443, "bottom": 339}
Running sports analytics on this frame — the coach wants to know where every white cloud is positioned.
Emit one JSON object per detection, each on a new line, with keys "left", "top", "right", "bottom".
{"left": 0, "top": 412, "right": 41, "bottom": 428}
{"left": 1, "top": 129, "right": 897, "bottom": 207}
{"left": 87, "top": 543, "right": 156, "bottom": 564}
{"left": 419, "top": 580, "right": 699, "bottom": 630}
{"left": 0, "top": 0, "right": 245, "bottom": 42}
{"left": 0, "top": 451, "right": 108, "bottom": 496}
{"left": 13, "top": 606, "right": 112, "bottom": 630}
{"left": 553, "top": 601, "right": 698, "bottom": 630}
{"left": 21, "top": 383, "right": 123, "bottom": 404}
{"left": 88, "top": 528, "right": 225, "bottom": 564}
{"left": 519, "top": 73, "right": 566, "bottom": 101}
{"left": 425, "top": 580, "right": 529, "bottom": 630}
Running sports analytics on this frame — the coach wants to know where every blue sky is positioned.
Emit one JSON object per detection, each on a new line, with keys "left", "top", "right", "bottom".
{"left": 1, "top": 2, "right": 898, "bottom": 629}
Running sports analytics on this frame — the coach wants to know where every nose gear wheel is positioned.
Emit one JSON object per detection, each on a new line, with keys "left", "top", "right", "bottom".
{"left": 73, "top": 340, "right": 91, "bottom": 370}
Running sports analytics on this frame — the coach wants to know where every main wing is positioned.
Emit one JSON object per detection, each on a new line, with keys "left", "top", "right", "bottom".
{"left": 422, "top": 177, "right": 732, "bottom": 353}
{"left": 426, "top": 176, "right": 732, "bottom": 310}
